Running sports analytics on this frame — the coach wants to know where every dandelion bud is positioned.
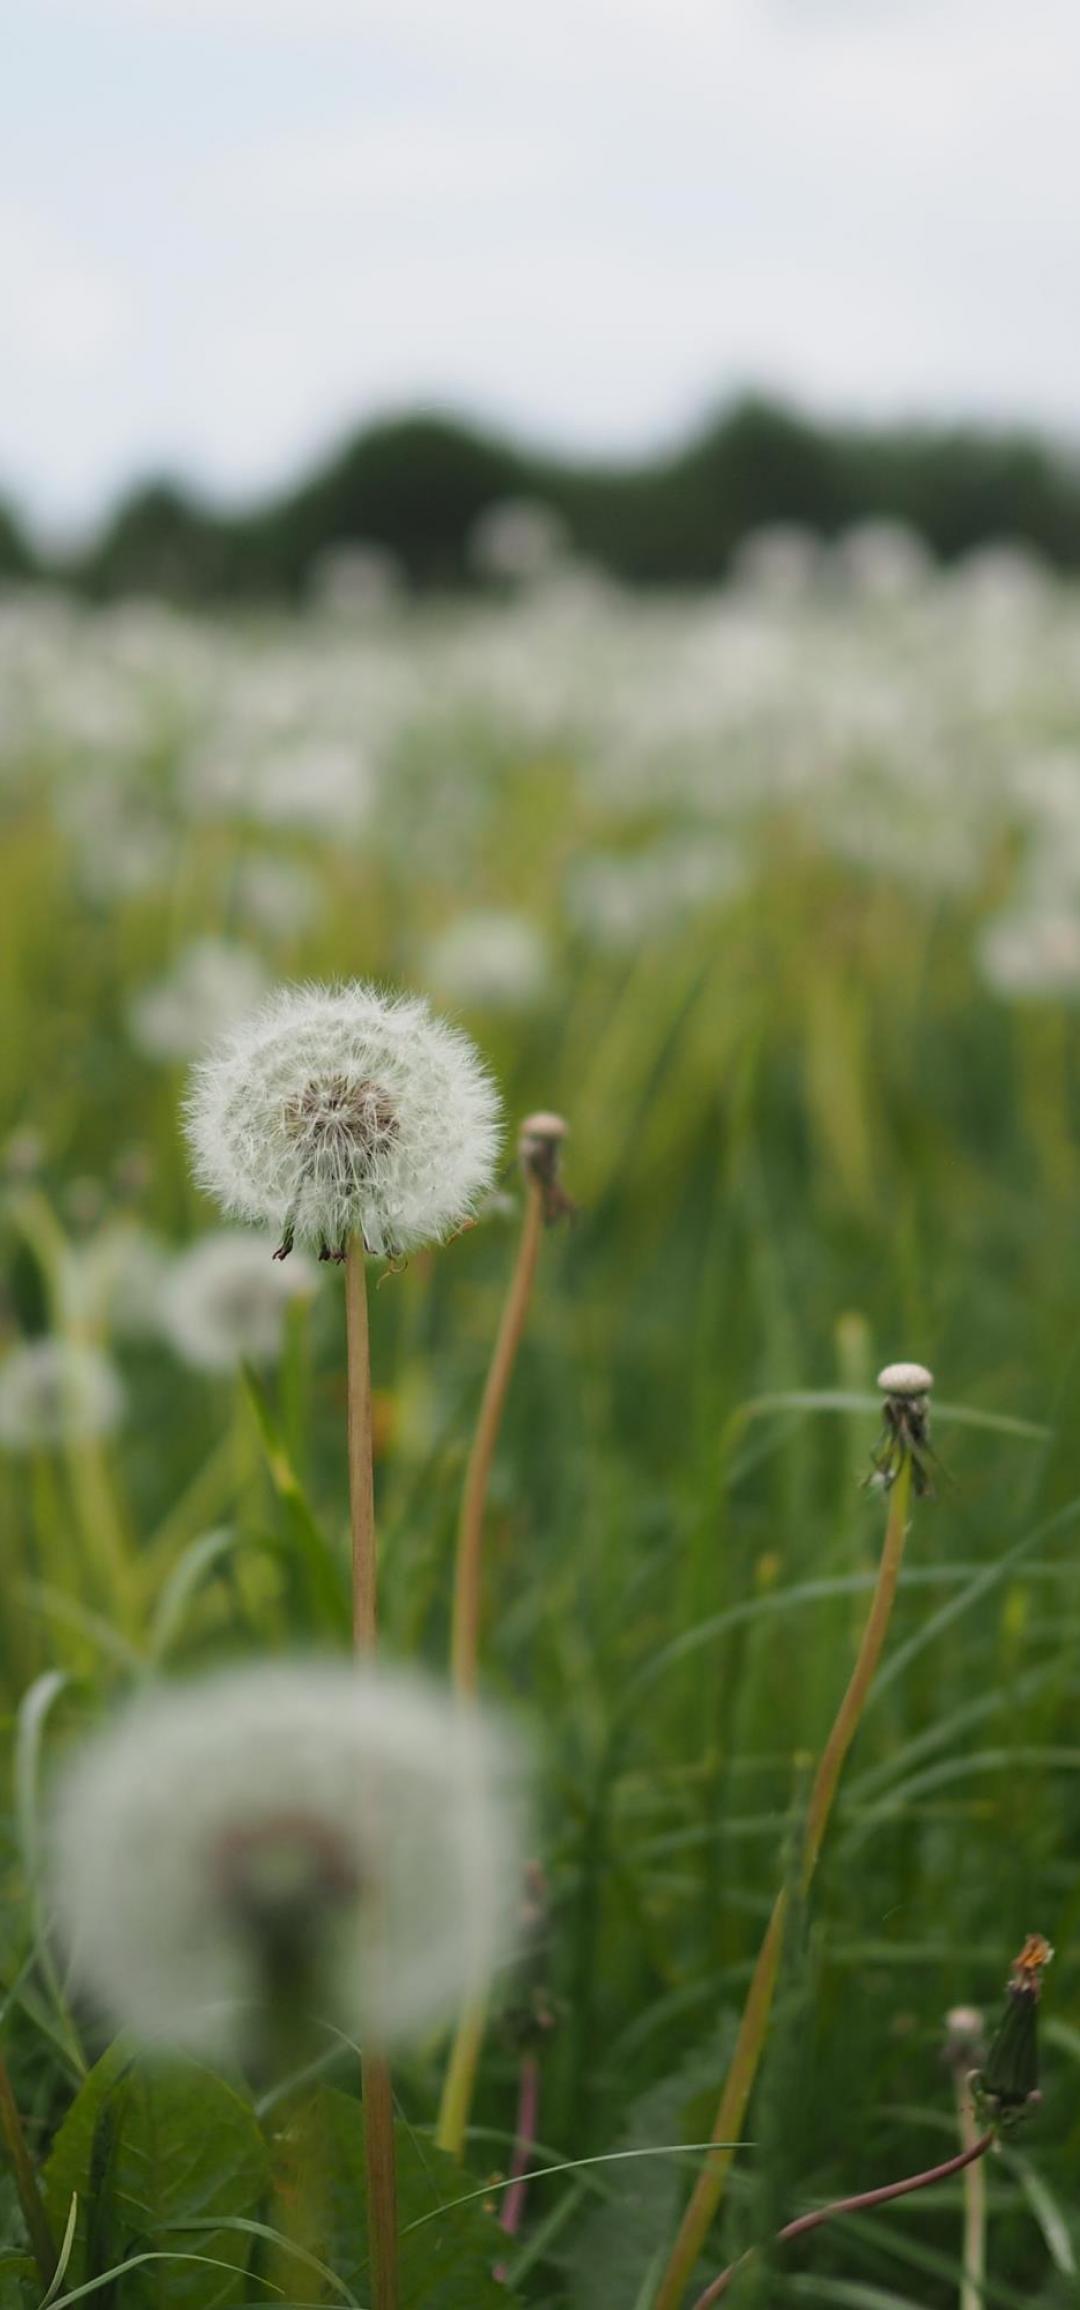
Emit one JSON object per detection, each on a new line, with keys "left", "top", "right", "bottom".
{"left": 184, "top": 982, "right": 501, "bottom": 1261}
{"left": 518, "top": 1112, "right": 574, "bottom": 1227}
{"left": 876, "top": 1361, "right": 934, "bottom": 1399}
{"left": 869, "top": 1358, "right": 936, "bottom": 1496}
{"left": 975, "top": 1934, "right": 1053, "bottom": 2128}
{"left": 943, "top": 2004, "right": 986, "bottom": 2078}
{"left": 49, "top": 1660, "right": 523, "bottom": 2066}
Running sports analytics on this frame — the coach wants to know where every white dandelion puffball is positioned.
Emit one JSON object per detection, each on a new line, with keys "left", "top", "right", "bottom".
{"left": 185, "top": 981, "right": 501, "bottom": 1258}
{"left": 129, "top": 939, "right": 269, "bottom": 1062}
{"left": 50, "top": 1660, "right": 523, "bottom": 2060}
{"left": 423, "top": 910, "right": 552, "bottom": 1012}
{"left": 0, "top": 1339, "right": 126, "bottom": 1450}
{"left": 160, "top": 1231, "right": 320, "bottom": 1373}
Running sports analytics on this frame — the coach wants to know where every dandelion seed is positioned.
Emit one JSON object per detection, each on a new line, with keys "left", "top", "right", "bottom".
{"left": 184, "top": 981, "right": 501, "bottom": 1261}
{"left": 0, "top": 1339, "right": 126, "bottom": 1450}
{"left": 159, "top": 1231, "right": 320, "bottom": 1373}
{"left": 50, "top": 1660, "right": 522, "bottom": 2063}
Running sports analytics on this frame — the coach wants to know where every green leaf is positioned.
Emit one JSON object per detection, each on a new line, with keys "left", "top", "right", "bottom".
{"left": 243, "top": 1366, "right": 350, "bottom": 1636}
{"left": 271, "top": 2085, "right": 520, "bottom": 2309}
{"left": 42, "top": 2045, "right": 270, "bottom": 2308}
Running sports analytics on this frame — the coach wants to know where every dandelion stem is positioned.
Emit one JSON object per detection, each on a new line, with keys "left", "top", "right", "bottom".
{"left": 954, "top": 2066, "right": 988, "bottom": 2310}
{"left": 436, "top": 1172, "right": 545, "bottom": 2163}
{"left": 345, "top": 1238, "right": 377, "bottom": 1654}
{"left": 450, "top": 1173, "right": 544, "bottom": 1694}
{"left": 690, "top": 2126, "right": 995, "bottom": 2306}
{"left": 0, "top": 2046, "right": 56, "bottom": 2288}
{"left": 654, "top": 1453, "right": 914, "bottom": 2310}
{"left": 344, "top": 1235, "right": 397, "bottom": 2310}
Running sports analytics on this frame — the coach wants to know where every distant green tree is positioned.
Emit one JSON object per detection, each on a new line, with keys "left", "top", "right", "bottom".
{"left": 0, "top": 498, "right": 36, "bottom": 582}
{"left": 77, "top": 481, "right": 234, "bottom": 600}
{"left": 237, "top": 413, "right": 531, "bottom": 593}
{"left": 43, "top": 396, "right": 1080, "bottom": 600}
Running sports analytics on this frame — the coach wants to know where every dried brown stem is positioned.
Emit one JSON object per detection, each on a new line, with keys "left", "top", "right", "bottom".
{"left": 450, "top": 1174, "right": 544, "bottom": 1694}
{"left": 344, "top": 1237, "right": 397, "bottom": 2310}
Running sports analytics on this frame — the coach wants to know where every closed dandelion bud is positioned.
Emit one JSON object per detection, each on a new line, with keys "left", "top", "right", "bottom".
{"left": 976, "top": 1934, "right": 1053, "bottom": 2127}
{"left": 184, "top": 981, "right": 501, "bottom": 1262}
{"left": 518, "top": 1112, "right": 574, "bottom": 1226}
{"left": 49, "top": 1661, "right": 523, "bottom": 2067}
{"left": 868, "top": 1359, "right": 936, "bottom": 1496}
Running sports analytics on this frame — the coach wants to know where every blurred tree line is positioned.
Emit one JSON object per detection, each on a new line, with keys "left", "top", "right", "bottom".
{"left": 4, "top": 395, "right": 1080, "bottom": 598}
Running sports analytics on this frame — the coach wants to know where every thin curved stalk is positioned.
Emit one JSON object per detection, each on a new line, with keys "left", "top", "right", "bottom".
{"left": 654, "top": 1454, "right": 914, "bottom": 2310}
{"left": 436, "top": 1177, "right": 545, "bottom": 2161}
{"left": 692, "top": 2126, "right": 994, "bottom": 2306}
{"left": 450, "top": 1176, "right": 544, "bottom": 1694}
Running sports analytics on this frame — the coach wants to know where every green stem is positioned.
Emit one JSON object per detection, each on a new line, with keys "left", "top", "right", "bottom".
{"left": 653, "top": 1454, "right": 914, "bottom": 2310}
{"left": 955, "top": 2068, "right": 987, "bottom": 2310}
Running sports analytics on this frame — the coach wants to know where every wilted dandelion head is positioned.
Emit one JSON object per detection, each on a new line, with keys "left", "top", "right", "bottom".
{"left": 50, "top": 1660, "right": 523, "bottom": 2063}
{"left": 160, "top": 1231, "right": 320, "bottom": 1373}
{"left": 0, "top": 1338, "right": 126, "bottom": 1451}
{"left": 184, "top": 982, "right": 501, "bottom": 1259}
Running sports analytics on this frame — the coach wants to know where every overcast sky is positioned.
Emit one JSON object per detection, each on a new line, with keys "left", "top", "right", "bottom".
{"left": 5, "top": 0, "right": 1080, "bottom": 538}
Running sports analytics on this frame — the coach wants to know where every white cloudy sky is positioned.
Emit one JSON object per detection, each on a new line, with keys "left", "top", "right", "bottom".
{"left": 4, "top": 0, "right": 1080, "bottom": 536}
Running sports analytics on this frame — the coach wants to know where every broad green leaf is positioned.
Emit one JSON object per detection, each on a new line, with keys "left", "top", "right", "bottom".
{"left": 42, "top": 2045, "right": 270, "bottom": 2308}
{"left": 271, "top": 2085, "right": 520, "bottom": 2309}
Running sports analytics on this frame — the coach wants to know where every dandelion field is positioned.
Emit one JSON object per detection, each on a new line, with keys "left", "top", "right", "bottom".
{"left": 3, "top": 543, "right": 1080, "bottom": 2307}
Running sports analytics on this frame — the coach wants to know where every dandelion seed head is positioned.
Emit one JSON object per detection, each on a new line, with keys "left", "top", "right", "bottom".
{"left": 160, "top": 1231, "right": 320, "bottom": 1372}
{"left": 50, "top": 1660, "right": 523, "bottom": 2060}
{"left": 184, "top": 981, "right": 501, "bottom": 1257}
{"left": 129, "top": 939, "right": 269, "bottom": 1063}
{"left": 0, "top": 1338, "right": 126, "bottom": 1450}
{"left": 423, "top": 910, "right": 552, "bottom": 1012}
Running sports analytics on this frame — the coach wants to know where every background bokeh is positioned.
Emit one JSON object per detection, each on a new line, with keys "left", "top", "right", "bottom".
{"left": 4, "top": 6, "right": 1080, "bottom": 2306}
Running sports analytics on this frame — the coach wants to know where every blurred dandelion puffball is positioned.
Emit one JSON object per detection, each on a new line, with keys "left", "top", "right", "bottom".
{"left": 423, "top": 909, "right": 552, "bottom": 1012}
{"left": 50, "top": 1661, "right": 522, "bottom": 2060}
{"left": 185, "top": 982, "right": 501, "bottom": 1258}
{"left": 0, "top": 1339, "right": 125, "bottom": 1450}
{"left": 160, "top": 1231, "right": 319, "bottom": 1373}
{"left": 129, "top": 939, "right": 269, "bottom": 1063}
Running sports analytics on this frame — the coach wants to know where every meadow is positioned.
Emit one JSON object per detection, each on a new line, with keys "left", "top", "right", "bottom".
{"left": 2, "top": 530, "right": 1080, "bottom": 2306}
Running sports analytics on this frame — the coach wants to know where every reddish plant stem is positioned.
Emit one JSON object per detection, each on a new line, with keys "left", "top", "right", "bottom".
{"left": 0, "top": 2050, "right": 55, "bottom": 2289}
{"left": 493, "top": 2053, "right": 541, "bottom": 2281}
{"left": 691, "top": 2129, "right": 995, "bottom": 2307}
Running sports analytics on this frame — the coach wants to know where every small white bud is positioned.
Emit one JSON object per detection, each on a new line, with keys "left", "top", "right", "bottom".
{"left": 877, "top": 1361, "right": 934, "bottom": 1398}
